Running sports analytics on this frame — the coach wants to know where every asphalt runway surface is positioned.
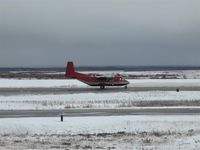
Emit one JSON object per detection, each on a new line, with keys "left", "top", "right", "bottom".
{"left": 0, "top": 86, "right": 200, "bottom": 95}
{"left": 1, "top": 108, "right": 200, "bottom": 118}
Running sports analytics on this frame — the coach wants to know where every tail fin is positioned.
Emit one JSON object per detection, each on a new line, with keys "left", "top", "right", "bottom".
{"left": 65, "top": 61, "right": 76, "bottom": 78}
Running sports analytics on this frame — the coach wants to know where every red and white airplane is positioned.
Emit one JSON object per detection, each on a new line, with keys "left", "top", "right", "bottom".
{"left": 65, "top": 61, "right": 129, "bottom": 89}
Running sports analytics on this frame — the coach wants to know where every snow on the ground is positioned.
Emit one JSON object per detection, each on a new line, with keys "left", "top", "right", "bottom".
{"left": 129, "top": 79, "right": 200, "bottom": 87}
{"left": 0, "top": 79, "right": 86, "bottom": 88}
{"left": 126, "top": 70, "right": 200, "bottom": 79}
{"left": 1, "top": 78, "right": 200, "bottom": 149}
{"left": 1, "top": 79, "right": 200, "bottom": 109}
{"left": 1, "top": 91, "right": 200, "bottom": 109}
{"left": 1, "top": 79, "right": 200, "bottom": 88}
{"left": 0, "top": 115, "right": 200, "bottom": 149}
{"left": 0, "top": 115, "right": 199, "bottom": 135}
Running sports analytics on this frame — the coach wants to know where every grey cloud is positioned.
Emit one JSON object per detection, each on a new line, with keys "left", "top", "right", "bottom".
{"left": 0, "top": 0, "right": 200, "bottom": 67}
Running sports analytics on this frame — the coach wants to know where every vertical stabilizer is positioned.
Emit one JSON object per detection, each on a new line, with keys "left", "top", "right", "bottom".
{"left": 66, "top": 61, "right": 76, "bottom": 78}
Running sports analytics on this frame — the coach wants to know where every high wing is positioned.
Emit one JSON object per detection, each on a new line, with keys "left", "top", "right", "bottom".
{"left": 65, "top": 61, "right": 129, "bottom": 89}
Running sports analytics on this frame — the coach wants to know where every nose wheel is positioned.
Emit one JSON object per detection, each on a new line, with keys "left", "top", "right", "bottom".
{"left": 124, "top": 85, "right": 128, "bottom": 89}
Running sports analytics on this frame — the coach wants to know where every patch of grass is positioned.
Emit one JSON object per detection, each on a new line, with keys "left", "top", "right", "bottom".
{"left": 118, "top": 100, "right": 200, "bottom": 107}
{"left": 142, "top": 137, "right": 153, "bottom": 144}
{"left": 64, "top": 104, "right": 72, "bottom": 109}
{"left": 82, "top": 104, "right": 94, "bottom": 108}
{"left": 14, "top": 140, "right": 22, "bottom": 143}
{"left": 62, "top": 142, "right": 71, "bottom": 146}
{"left": 83, "top": 145, "right": 92, "bottom": 149}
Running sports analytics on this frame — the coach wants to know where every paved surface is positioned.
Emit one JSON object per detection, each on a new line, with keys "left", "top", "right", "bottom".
{"left": 1, "top": 108, "right": 200, "bottom": 118}
{"left": 0, "top": 86, "right": 200, "bottom": 95}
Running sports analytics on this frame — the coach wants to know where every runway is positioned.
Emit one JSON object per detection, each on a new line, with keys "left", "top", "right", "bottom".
{"left": 1, "top": 108, "right": 200, "bottom": 118}
{"left": 0, "top": 86, "right": 200, "bottom": 95}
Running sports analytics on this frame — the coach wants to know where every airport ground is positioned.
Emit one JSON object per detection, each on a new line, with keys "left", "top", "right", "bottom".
{"left": 1, "top": 70, "right": 200, "bottom": 149}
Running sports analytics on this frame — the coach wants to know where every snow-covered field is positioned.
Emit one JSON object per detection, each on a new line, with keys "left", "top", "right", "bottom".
{"left": 1, "top": 79, "right": 200, "bottom": 109}
{"left": 125, "top": 70, "right": 200, "bottom": 79}
{"left": 1, "top": 91, "right": 200, "bottom": 109}
{"left": 0, "top": 115, "right": 200, "bottom": 149}
{"left": 1, "top": 78, "right": 200, "bottom": 149}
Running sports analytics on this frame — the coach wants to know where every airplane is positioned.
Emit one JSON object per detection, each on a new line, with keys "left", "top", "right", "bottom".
{"left": 65, "top": 61, "right": 129, "bottom": 89}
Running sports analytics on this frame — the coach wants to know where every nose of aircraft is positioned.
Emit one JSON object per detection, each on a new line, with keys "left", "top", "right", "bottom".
{"left": 125, "top": 80, "right": 130, "bottom": 85}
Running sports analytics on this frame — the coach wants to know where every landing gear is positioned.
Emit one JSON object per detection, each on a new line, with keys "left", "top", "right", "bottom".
{"left": 100, "top": 86, "right": 105, "bottom": 89}
{"left": 124, "top": 85, "right": 128, "bottom": 89}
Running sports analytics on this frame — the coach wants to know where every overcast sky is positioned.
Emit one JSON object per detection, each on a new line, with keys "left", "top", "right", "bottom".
{"left": 0, "top": 0, "right": 200, "bottom": 67}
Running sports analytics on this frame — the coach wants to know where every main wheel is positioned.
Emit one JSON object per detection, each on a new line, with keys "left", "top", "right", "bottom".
{"left": 100, "top": 86, "right": 105, "bottom": 89}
